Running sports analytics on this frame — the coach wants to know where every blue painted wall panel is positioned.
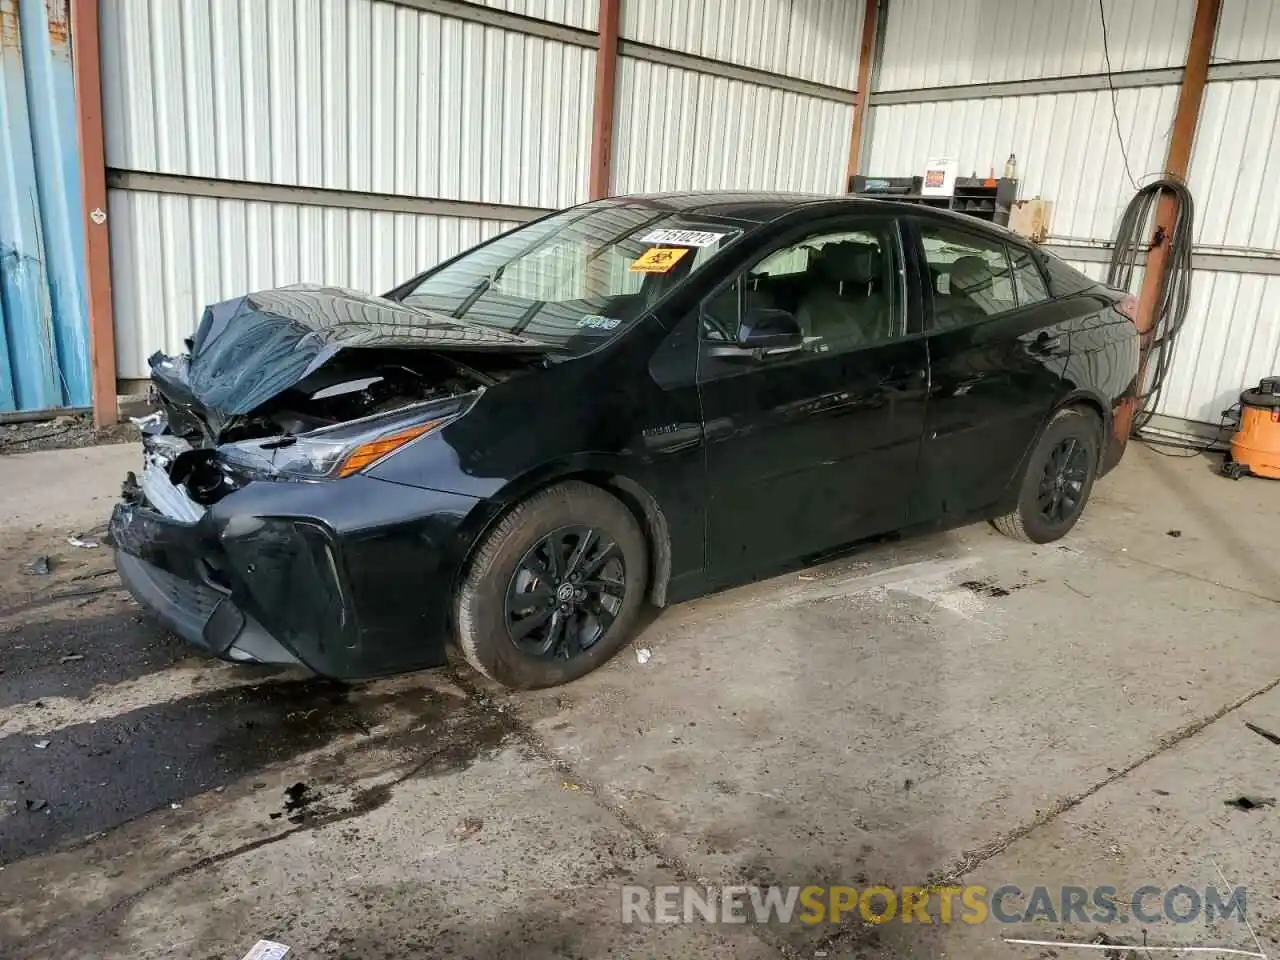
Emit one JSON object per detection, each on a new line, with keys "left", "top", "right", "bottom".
{"left": 0, "top": 0, "right": 91, "bottom": 414}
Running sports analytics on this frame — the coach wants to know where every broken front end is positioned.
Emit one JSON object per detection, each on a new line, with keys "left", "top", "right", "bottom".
{"left": 108, "top": 286, "right": 534, "bottom": 677}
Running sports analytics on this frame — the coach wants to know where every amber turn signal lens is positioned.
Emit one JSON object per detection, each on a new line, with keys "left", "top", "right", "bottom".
{"left": 335, "top": 420, "right": 444, "bottom": 478}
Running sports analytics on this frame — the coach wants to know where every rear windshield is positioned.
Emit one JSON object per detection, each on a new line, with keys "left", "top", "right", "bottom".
{"left": 398, "top": 205, "right": 742, "bottom": 357}
{"left": 1041, "top": 252, "right": 1099, "bottom": 298}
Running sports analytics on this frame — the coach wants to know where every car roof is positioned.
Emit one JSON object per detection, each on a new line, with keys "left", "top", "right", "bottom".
{"left": 600, "top": 191, "right": 1028, "bottom": 242}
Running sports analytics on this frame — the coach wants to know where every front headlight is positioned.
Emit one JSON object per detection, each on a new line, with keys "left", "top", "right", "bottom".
{"left": 218, "top": 399, "right": 465, "bottom": 480}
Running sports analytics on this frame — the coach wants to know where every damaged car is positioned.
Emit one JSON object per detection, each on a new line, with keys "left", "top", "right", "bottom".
{"left": 110, "top": 192, "right": 1139, "bottom": 688}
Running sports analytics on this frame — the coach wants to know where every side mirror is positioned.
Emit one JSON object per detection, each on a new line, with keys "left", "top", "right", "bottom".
{"left": 737, "top": 308, "right": 803, "bottom": 351}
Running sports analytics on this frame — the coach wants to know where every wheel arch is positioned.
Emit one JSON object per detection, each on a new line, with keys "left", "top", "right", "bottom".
{"left": 452, "top": 458, "right": 674, "bottom": 609}
{"left": 993, "top": 391, "right": 1111, "bottom": 516}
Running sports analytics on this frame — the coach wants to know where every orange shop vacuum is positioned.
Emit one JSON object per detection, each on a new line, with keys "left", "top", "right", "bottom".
{"left": 1223, "top": 377, "right": 1280, "bottom": 480}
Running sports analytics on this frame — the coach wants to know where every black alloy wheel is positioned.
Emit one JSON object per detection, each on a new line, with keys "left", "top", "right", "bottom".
{"left": 991, "top": 406, "right": 1101, "bottom": 544}
{"left": 505, "top": 526, "right": 626, "bottom": 660}
{"left": 1038, "top": 437, "right": 1090, "bottom": 525}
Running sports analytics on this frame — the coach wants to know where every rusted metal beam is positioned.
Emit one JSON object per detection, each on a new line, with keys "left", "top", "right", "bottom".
{"left": 70, "top": 0, "right": 118, "bottom": 427}
{"left": 1114, "top": 0, "right": 1220, "bottom": 443}
{"left": 588, "top": 0, "right": 621, "bottom": 200}
{"left": 845, "top": 0, "right": 880, "bottom": 190}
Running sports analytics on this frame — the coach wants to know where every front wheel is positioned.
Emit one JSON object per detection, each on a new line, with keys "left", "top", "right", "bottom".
{"left": 991, "top": 407, "right": 1101, "bottom": 544}
{"left": 456, "top": 481, "right": 649, "bottom": 689}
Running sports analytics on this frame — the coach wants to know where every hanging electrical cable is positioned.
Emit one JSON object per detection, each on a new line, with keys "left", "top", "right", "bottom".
{"left": 1105, "top": 178, "right": 1196, "bottom": 437}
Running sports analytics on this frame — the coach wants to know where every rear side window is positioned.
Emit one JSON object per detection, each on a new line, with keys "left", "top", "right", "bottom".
{"left": 919, "top": 224, "right": 1016, "bottom": 329}
{"left": 1010, "top": 247, "right": 1051, "bottom": 306}
{"left": 1041, "top": 254, "right": 1098, "bottom": 298}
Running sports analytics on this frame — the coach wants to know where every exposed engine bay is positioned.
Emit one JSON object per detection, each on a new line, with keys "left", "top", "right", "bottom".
{"left": 121, "top": 284, "right": 554, "bottom": 515}
{"left": 137, "top": 347, "right": 529, "bottom": 510}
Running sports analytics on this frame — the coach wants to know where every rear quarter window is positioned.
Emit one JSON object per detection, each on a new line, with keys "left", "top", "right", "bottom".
{"left": 1041, "top": 254, "right": 1099, "bottom": 298}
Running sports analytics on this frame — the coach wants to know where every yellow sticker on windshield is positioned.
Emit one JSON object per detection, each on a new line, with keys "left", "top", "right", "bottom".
{"left": 630, "top": 247, "right": 690, "bottom": 273}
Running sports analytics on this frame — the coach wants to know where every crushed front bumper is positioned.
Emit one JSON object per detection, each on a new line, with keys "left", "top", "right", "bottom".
{"left": 111, "top": 504, "right": 303, "bottom": 667}
{"left": 109, "top": 429, "right": 483, "bottom": 679}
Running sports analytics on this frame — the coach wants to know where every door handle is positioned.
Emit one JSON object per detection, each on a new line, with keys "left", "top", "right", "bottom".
{"left": 1030, "top": 332, "right": 1065, "bottom": 355}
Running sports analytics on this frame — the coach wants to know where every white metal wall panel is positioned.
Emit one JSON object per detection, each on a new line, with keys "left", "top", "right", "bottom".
{"left": 1061, "top": 258, "right": 1280, "bottom": 430}
{"left": 1213, "top": 0, "right": 1280, "bottom": 62}
{"left": 99, "top": 0, "right": 595, "bottom": 208}
{"left": 613, "top": 57, "right": 852, "bottom": 194}
{"left": 1187, "top": 79, "right": 1280, "bottom": 252}
{"left": 471, "top": 0, "right": 597, "bottom": 30}
{"left": 876, "top": 0, "right": 1196, "bottom": 91}
{"left": 865, "top": 85, "right": 1179, "bottom": 241}
{"left": 620, "top": 0, "right": 863, "bottom": 90}
{"left": 1154, "top": 271, "right": 1280, "bottom": 425}
{"left": 107, "top": 189, "right": 520, "bottom": 378}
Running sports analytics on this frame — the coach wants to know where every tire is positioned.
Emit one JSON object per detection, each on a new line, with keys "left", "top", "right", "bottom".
{"left": 991, "top": 407, "right": 1101, "bottom": 544}
{"left": 456, "top": 481, "right": 649, "bottom": 689}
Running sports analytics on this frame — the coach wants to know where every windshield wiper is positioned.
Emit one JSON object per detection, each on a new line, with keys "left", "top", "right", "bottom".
{"left": 451, "top": 266, "right": 505, "bottom": 321}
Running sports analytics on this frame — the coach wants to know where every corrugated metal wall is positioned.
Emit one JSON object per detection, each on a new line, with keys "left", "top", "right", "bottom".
{"left": 101, "top": 0, "right": 864, "bottom": 378}
{"left": 99, "top": 0, "right": 594, "bottom": 209}
{"left": 100, "top": 0, "right": 595, "bottom": 376}
{"left": 472, "top": 0, "right": 597, "bottom": 31}
{"left": 866, "top": 85, "right": 1181, "bottom": 241}
{"left": 0, "top": 0, "right": 91, "bottom": 414}
{"left": 613, "top": 0, "right": 860, "bottom": 195}
{"left": 877, "top": 0, "right": 1196, "bottom": 90}
{"left": 613, "top": 57, "right": 851, "bottom": 195}
{"left": 867, "top": 0, "right": 1280, "bottom": 435}
{"left": 108, "top": 190, "right": 518, "bottom": 379}
{"left": 621, "top": 0, "right": 862, "bottom": 89}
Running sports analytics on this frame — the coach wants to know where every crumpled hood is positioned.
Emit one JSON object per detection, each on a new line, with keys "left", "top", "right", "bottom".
{"left": 172, "top": 284, "right": 547, "bottom": 416}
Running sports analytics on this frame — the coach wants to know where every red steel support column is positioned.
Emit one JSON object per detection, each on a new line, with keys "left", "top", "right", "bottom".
{"left": 1115, "top": 0, "right": 1219, "bottom": 442}
{"left": 845, "top": 0, "right": 879, "bottom": 190}
{"left": 588, "top": 0, "right": 621, "bottom": 200}
{"left": 70, "top": 0, "right": 118, "bottom": 427}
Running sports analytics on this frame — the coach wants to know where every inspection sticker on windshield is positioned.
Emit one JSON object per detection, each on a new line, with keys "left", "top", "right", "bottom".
{"left": 577, "top": 314, "right": 621, "bottom": 330}
{"left": 639, "top": 228, "right": 727, "bottom": 248}
{"left": 630, "top": 247, "right": 690, "bottom": 273}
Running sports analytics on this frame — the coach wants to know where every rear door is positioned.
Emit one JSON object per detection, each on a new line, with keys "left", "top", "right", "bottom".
{"left": 696, "top": 215, "right": 929, "bottom": 579}
{"left": 909, "top": 218, "right": 1073, "bottom": 523}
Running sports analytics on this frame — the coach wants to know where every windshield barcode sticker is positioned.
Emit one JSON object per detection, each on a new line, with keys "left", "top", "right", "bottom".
{"left": 638, "top": 229, "right": 727, "bottom": 248}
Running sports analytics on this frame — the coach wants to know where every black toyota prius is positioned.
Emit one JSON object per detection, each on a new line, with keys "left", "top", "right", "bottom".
{"left": 110, "top": 192, "right": 1140, "bottom": 689}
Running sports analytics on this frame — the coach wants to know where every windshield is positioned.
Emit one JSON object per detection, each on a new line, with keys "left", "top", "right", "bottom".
{"left": 398, "top": 204, "right": 742, "bottom": 356}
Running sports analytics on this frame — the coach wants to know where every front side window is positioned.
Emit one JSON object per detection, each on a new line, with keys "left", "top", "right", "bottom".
{"left": 702, "top": 223, "right": 902, "bottom": 354}
{"left": 399, "top": 205, "right": 742, "bottom": 357}
{"left": 919, "top": 224, "right": 1015, "bottom": 328}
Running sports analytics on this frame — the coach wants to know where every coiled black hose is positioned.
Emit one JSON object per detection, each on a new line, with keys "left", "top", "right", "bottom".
{"left": 1105, "top": 177, "right": 1195, "bottom": 435}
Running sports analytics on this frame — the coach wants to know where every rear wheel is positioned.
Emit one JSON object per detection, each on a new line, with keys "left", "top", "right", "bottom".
{"left": 456, "top": 481, "right": 648, "bottom": 689}
{"left": 991, "top": 407, "right": 1101, "bottom": 544}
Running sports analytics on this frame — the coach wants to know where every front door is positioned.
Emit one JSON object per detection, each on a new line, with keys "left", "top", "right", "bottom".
{"left": 696, "top": 217, "right": 929, "bottom": 579}
{"left": 908, "top": 219, "right": 1072, "bottom": 523}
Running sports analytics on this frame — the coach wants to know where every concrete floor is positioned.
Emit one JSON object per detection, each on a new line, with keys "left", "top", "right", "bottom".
{"left": 1, "top": 440, "right": 1278, "bottom": 959}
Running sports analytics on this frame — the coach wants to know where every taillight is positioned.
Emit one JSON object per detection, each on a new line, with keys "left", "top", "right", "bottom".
{"left": 1115, "top": 294, "right": 1138, "bottom": 322}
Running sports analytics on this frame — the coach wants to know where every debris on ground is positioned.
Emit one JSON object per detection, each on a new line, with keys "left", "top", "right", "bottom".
{"left": 453, "top": 817, "right": 484, "bottom": 839}
{"left": 239, "top": 940, "right": 290, "bottom": 960}
{"left": 1244, "top": 721, "right": 1280, "bottom": 746}
{"left": 1224, "top": 795, "right": 1275, "bottom": 811}
{"left": 58, "top": 654, "right": 84, "bottom": 664}
{"left": 66, "top": 535, "right": 100, "bottom": 549}
{"left": 25, "top": 798, "right": 47, "bottom": 812}
{"left": 23, "top": 556, "right": 52, "bottom": 576}
{"left": 32, "top": 740, "right": 49, "bottom": 750}
{"left": 283, "top": 781, "right": 312, "bottom": 812}
{"left": 1166, "top": 529, "right": 1182, "bottom": 538}
{"left": 636, "top": 647, "right": 652, "bottom": 665}
{"left": 0, "top": 414, "right": 138, "bottom": 455}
